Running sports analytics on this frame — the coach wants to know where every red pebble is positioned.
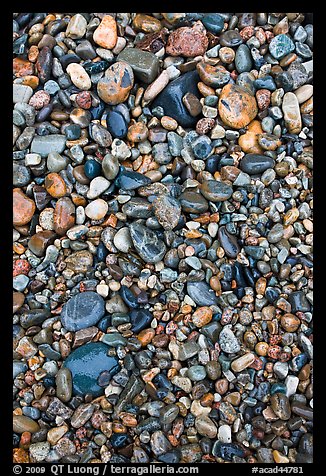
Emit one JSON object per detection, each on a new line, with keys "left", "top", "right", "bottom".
{"left": 76, "top": 91, "right": 92, "bottom": 109}
{"left": 256, "top": 89, "right": 271, "bottom": 111}
{"left": 240, "top": 26, "right": 255, "bottom": 41}
{"left": 268, "top": 345, "right": 282, "bottom": 359}
{"left": 13, "top": 259, "right": 31, "bottom": 277}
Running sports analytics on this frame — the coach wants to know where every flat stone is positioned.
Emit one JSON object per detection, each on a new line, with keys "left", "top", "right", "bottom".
{"left": 130, "top": 309, "right": 154, "bottom": 333}
{"left": 53, "top": 197, "right": 75, "bottom": 236}
{"left": 118, "top": 48, "right": 160, "bottom": 84}
{"left": 13, "top": 84, "right": 33, "bottom": 103}
{"left": 197, "top": 62, "right": 230, "bottom": 88}
{"left": 179, "top": 191, "right": 209, "bottom": 213}
{"left": 218, "top": 226, "right": 240, "bottom": 258}
{"left": 71, "top": 403, "right": 95, "bottom": 428}
{"left": 64, "top": 342, "right": 120, "bottom": 397}
{"left": 31, "top": 135, "right": 66, "bottom": 158}
{"left": 61, "top": 291, "right": 105, "bottom": 332}
{"left": 13, "top": 188, "right": 35, "bottom": 226}
{"left": 195, "top": 415, "right": 217, "bottom": 438}
{"left": 166, "top": 22, "right": 208, "bottom": 57}
{"left": 13, "top": 415, "right": 40, "bottom": 434}
{"left": 65, "top": 250, "right": 93, "bottom": 274}
{"left": 240, "top": 153, "right": 275, "bottom": 175}
{"left": 187, "top": 281, "right": 218, "bottom": 306}
{"left": 93, "top": 15, "right": 117, "bottom": 50}
{"left": 66, "top": 14, "right": 87, "bottom": 39}
{"left": 115, "top": 168, "right": 151, "bottom": 190}
{"left": 66, "top": 63, "right": 91, "bottom": 90}
{"left": 85, "top": 199, "right": 108, "bottom": 220}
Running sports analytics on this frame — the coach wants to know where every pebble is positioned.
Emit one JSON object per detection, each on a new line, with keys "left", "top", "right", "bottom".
{"left": 201, "top": 180, "right": 233, "bottom": 202}
{"left": 187, "top": 281, "right": 218, "bottom": 306}
{"left": 219, "top": 326, "right": 241, "bottom": 354}
{"left": 218, "top": 84, "right": 258, "bottom": 129}
{"left": 152, "top": 70, "right": 201, "bottom": 127}
{"left": 66, "top": 63, "right": 91, "bottom": 90}
{"left": 282, "top": 92, "right": 302, "bottom": 133}
{"left": 13, "top": 188, "right": 35, "bottom": 226}
{"left": 85, "top": 199, "right": 108, "bottom": 220}
{"left": 12, "top": 11, "right": 314, "bottom": 465}
{"left": 129, "top": 222, "right": 166, "bottom": 263}
{"left": 97, "top": 61, "right": 134, "bottom": 105}
{"left": 269, "top": 34, "right": 295, "bottom": 59}
{"left": 31, "top": 135, "right": 66, "bottom": 158}
{"left": 152, "top": 195, "right": 181, "bottom": 230}
{"left": 93, "top": 15, "right": 117, "bottom": 50}
{"left": 61, "top": 291, "right": 105, "bottom": 331}
{"left": 240, "top": 153, "right": 275, "bottom": 175}
{"left": 118, "top": 48, "right": 159, "bottom": 84}
{"left": 166, "top": 22, "right": 208, "bottom": 57}
{"left": 64, "top": 342, "right": 120, "bottom": 397}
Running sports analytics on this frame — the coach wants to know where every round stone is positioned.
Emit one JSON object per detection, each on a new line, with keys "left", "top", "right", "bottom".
{"left": 85, "top": 199, "right": 108, "bottom": 220}
{"left": 192, "top": 307, "right": 213, "bottom": 327}
{"left": 61, "top": 291, "right": 105, "bottom": 331}
{"left": 64, "top": 342, "right": 120, "bottom": 397}
{"left": 218, "top": 83, "right": 258, "bottom": 129}
{"left": 239, "top": 154, "right": 275, "bottom": 175}
{"left": 201, "top": 180, "right": 233, "bottom": 202}
{"left": 66, "top": 63, "right": 91, "bottom": 90}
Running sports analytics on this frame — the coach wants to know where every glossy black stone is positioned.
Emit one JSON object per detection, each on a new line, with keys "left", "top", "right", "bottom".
{"left": 152, "top": 70, "right": 201, "bottom": 127}
{"left": 130, "top": 309, "right": 153, "bottom": 333}
{"left": 106, "top": 110, "right": 128, "bottom": 138}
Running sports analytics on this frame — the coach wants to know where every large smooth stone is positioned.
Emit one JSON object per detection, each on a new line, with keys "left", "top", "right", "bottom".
{"left": 129, "top": 222, "right": 166, "bottom": 263}
{"left": 240, "top": 153, "right": 275, "bottom": 174}
{"left": 152, "top": 70, "right": 201, "bottom": 127}
{"left": 61, "top": 291, "right": 105, "bottom": 331}
{"left": 187, "top": 281, "right": 218, "bottom": 306}
{"left": 118, "top": 47, "right": 160, "bottom": 84}
{"left": 31, "top": 135, "right": 66, "bottom": 158}
{"left": 218, "top": 83, "right": 258, "bottom": 129}
{"left": 64, "top": 342, "right": 120, "bottom": 397}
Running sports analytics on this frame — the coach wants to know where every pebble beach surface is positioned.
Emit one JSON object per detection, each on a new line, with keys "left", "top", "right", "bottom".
{"left": 13, "top": 12, "right": 313, "bottom": 464}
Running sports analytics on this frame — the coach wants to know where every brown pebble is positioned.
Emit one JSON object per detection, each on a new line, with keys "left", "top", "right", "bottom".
{"left": 45, "top": 173, "right": 67, "bottom": 198}
{"left": 13, "top": 188, "right": 36, "bottom": 226}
